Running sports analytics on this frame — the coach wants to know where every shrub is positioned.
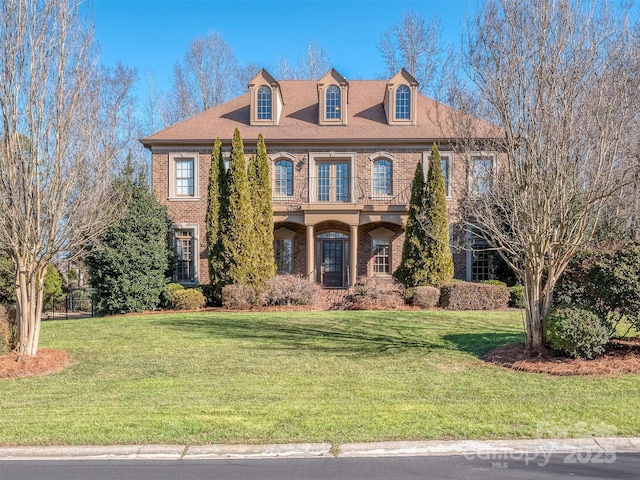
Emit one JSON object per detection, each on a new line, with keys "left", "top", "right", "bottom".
{"left": 343, "top": 276, "right": 404, "bottom": 310}
{"left": 412, "top": 286, "right": 441, "bottom": 309}
{"left": 509, "top": 285, "right": 525, "bottom": 308}
{"left": 545, "top": 307, "right": 609, "bottom": 359}
{"left": 0, "top": 304, "right": 13, "bottom": 355}
{"left": 171, "top": 288, "right": 206, "bottom": 310}
{"left": 554, "top": 241, "right": 640, "bottom": 335}
{"left": 222, "top": 284, "right": 256, "bottom": 310}
{"left": 481, "top": 279, "right": 507, "bottom": 287}
{"left": 161, "top": 283, "right": 184, "bottom": 308}
{"left": 258, "top": 275, "right": 319, "bottom": 306}
{"left": 439, "top": 282, "right": 510, "bottom": 310}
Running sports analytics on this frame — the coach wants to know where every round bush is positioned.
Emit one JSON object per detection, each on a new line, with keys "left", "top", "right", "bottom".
{"left": 222, "top": 284, "right": 256, "bottom": 310}
{"left": 171, "top": 288, "right": 206, "bottom": 310}
{"left": 545, "top": 307, "right": 609, "bottom": 359}
{"left": 161, "top": 283, "right": 185, "bottom": 308}
{"left": 412, "top": 286, "right": 441, "bottom": 309}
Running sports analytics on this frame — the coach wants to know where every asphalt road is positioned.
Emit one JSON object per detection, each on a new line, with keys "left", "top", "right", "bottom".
{"left": 1, "top": 453, "right": 639, "bottom": 480}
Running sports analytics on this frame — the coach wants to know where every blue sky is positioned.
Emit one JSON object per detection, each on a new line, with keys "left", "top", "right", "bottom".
{"left": 90, "top": 0, "right": 475, "bottom": 91}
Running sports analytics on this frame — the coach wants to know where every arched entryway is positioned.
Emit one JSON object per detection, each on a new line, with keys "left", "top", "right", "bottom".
{"left": 315, "top": 232, "right": 350, "bottom": 288}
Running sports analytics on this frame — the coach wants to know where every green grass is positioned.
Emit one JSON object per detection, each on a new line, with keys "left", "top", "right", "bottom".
{"left": 1, "top": 310, "right": 639, "bottom": 446}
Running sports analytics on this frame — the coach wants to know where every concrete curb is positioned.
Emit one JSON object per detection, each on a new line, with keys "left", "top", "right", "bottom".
{"left": 1, "top": 438, "right": 639, "bottom": 461}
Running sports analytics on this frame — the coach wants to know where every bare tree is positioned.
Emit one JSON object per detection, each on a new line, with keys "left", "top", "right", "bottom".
{"left": 297, "top": 40, "right": 331, "bottom": 80}
{"left": 0, "top": 0, "right": 134, "bottom": 356}
{"left": 169, "top": 32, "right": 239, "bottom": 123}
{"left": 452, "top": 0, "right": 639, "bottom": 350}
{"left": 378, "top": 11, "right": 442, "bottom": 93}
{"left": 273, "top": 40, "right": 331, "bottom": 80}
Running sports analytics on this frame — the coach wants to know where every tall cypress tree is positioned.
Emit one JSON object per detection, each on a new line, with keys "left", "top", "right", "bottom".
{"left": 394, "top": 161, "right": 427, "bottom": 288}
{"left": 248, "top": 134, "right": 276, "bottom": 284}
{"left": 421, "top": 144, "right": 454, "bottom": 287}
{"left": 206, "top": 138, "right": 226, "bottom": 300}
{"left": 394, "top": 147, "right": 453, "bottom": 288}
{"left": 218, "top": 128, "right": 255, "bottom": 286}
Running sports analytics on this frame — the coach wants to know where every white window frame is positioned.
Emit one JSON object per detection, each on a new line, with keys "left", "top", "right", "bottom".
{"left": 173, "top": 223, "right": 199, "bottom": 285}
{"left": 274, "top": 228, "right": 296, "bottom": 275}
{"left": 469, "top": 155, "right": 494, "bottom": 195}
{"left": 368, "top": 227, "right": 395, "bottom": 277}
{"left": 440, "top": 154, "right": 452, "bottom": 198}
{"left": 168, "top": 152, "right": 200, "bottom": 200}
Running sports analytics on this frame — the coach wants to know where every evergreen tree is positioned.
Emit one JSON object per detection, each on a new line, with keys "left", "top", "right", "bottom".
{"left": 394, "top": 146, "right": 453, "bottom": 288}
{"left": 218, "top": 128, "right": 256, "bottom": 286}
{"left": 86, "top": 162, "right": 172, "bottom": 315}
{"left": 421, "top": 144, "right": 454, "bottom": 287}
{"left": 206, "top": 138, "right": 226, "bottom": 300}
{"left": 248, "top": 134, "right": 276, "bottom": 284}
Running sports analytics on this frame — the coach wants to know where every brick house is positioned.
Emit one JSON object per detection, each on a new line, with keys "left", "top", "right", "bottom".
{"left": 141, "top": 68, "right": 498, "bottom": 288}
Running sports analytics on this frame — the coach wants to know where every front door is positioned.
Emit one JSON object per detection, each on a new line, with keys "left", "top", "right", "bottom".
{"left": 322, "top": 240, "right": 344, "bottom": 288}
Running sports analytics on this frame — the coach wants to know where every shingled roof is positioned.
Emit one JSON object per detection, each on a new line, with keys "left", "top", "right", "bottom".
{"left": 140, "top": 79, "right": 496, "bottom": 147}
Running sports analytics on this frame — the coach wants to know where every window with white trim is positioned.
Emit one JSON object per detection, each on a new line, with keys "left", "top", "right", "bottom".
{"left": 395, "top": 85, "right": 410, "bottom": 120}
{"left": 471, "top": 157, "right": 492, "bottom": 194}
{"left": 174, "top": 229, "right": 196, "bottom": 283}
{"left": 274, "top": 160, "right": 293, "bottom": 197}
{"left": 326, "top": 85, "right": 341, "bottom": 120}
{"left": 441, "top": 155, "right": 451, "bottom": 197}
{"left": 373, "top": 159, "right": 392, "bottom": 196}
{"left": 169, "top": 152, "right": 199, "bottom": 199}
{"left": 274, "top": 238, "right": 292, "bottom": 274}
{"left": 372, "top": 238, "right": 390, "bottom": 274}
{"left": 257, "top": 86, "right": 272, "bottom": 120}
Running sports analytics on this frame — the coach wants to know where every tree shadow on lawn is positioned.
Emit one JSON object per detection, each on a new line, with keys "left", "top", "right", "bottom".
{"left": 156, "top": 314, "right": 450, "bottom": 357}
{"left": 443, "top": 332, "right": 525, "bottom": 358}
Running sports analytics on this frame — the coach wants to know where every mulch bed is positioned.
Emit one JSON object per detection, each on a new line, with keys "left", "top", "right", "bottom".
{"left": 485, "top": 338, "right": 640, "bottom": 376}
{"left": 0, "top": 349, "right": 70, "bottom": 380}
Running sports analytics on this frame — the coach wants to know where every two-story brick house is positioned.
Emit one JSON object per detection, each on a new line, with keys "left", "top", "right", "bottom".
{"left": 141, "top": 68, "right": 497, "bottom": 288}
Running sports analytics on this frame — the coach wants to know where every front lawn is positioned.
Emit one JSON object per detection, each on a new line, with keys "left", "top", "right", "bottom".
{"left": 1, "top": 310, "right": 639, "bottom": 446}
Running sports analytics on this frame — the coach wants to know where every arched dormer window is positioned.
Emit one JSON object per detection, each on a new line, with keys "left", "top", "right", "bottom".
{"left": 373, "top": 159, "right": 392, "bottom": 196}
{"left": 326, "top": 85, "right": 341, "bottom": 120}
{"left": 395, "top": 85, "right": 410, "bottom": 120}
{"left": 257, "top": 86, "right": 272, "bottom": 120}
{"left": 274, "top": 159, "right": 293, "bottom": 197}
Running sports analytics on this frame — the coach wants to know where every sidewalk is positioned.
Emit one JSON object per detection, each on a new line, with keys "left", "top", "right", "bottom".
{"left": 2, "top": 437, "right": 640, "bottom": 461}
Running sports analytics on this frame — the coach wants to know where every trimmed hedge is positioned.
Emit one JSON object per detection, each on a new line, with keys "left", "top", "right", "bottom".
{"left": 171, "top": 288, "right": 206, "bottom": 310}
{"left": 545, "top": 307, "right": 609, "bottom": 359}
{"left": 412, "top": 286, "right": 441, "bottom": 309}
{"left": 439, "top": 282, "right": 510, "bottom": 310}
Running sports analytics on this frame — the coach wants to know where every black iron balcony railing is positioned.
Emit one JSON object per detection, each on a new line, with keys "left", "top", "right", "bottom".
{"left": 272, "top": 177, "right": 412, "bottom": 206}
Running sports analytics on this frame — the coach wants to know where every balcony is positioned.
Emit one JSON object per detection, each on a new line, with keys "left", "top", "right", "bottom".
{"left": 272, "top": 177, "right": 412, "bottom": 206}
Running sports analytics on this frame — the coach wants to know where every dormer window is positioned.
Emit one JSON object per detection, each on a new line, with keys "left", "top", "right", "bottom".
{"left": 248, "top": 69, "right": 283, "bottom": 126}
{"left": 257, "top": 86, "right": 272, "bottom": 120}
{"left": 317, "top": 69, "right": 348, "bottom": 126}
{"left": 326, "top": 85, "right": 341, "bottom": 120}
{"left": 384, "top": 69, "right": 418, "bottom": 125}
{"left": 395, "top": 85, "right": 410, "bottom": 120}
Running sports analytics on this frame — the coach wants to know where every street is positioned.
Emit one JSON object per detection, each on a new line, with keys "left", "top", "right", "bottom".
{"left": 2, "top": 453, "right": 639, "bottom": 480}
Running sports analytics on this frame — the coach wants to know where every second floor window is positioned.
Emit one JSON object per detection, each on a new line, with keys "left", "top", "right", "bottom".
{"left": 175, "top": 159, "right": 194, "bottom": 196}
{"left": 373, "top": 159, "right": 392, "bottom": 195}
{"left": 441, "top": 156, "right": 450, "bottom": 196}
{"left": 326, "top": 85, "right": 341, "bottom": 120}
{"left": 471, "top": 157, "right": 492, "bottom": 194}
{"left": 274, "top": 160, "right": 293, "bottom": 196}
{"left": 257, "top": 86, "right": 272, "bottom": 120}
{"left": 395, "top": 85, "right": 410, "bottom": 120}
